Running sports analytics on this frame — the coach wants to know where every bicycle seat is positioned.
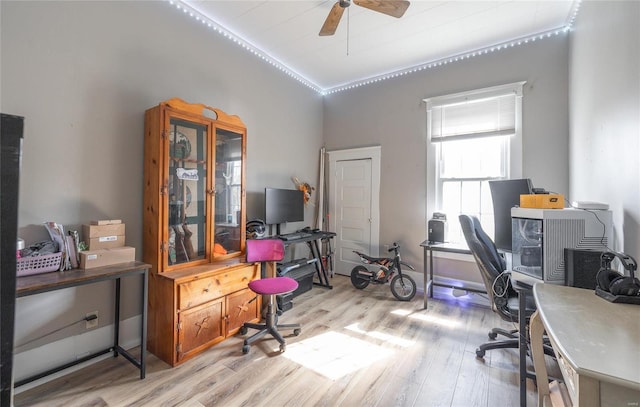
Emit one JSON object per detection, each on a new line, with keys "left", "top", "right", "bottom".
{"left": 353, "top": 251, "right": 388, "bottom": 264}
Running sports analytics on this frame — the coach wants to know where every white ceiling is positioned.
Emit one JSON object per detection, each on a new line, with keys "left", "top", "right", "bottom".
{"left": 179, "top": 1, "right": 579, "bottom": 93}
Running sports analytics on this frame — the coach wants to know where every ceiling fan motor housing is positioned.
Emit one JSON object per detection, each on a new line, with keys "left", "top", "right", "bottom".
{"left": 339, "top": 0, "right": 351, "bottom": 8}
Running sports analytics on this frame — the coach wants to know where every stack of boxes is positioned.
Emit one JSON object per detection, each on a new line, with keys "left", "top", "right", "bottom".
{"left": 79, "top": 220, "right": 135, "bottom": 269}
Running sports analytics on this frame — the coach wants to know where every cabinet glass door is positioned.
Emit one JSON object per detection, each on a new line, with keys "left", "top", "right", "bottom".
{"left": 167, "top": 118, "right": 208, "bottom": 266}
{"left": 213, "top": 128, "right": 244, "bottom": 257}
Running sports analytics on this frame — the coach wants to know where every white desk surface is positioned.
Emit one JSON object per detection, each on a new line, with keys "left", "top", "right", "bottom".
{"left": 533, "top": 283, "right": 640, "bottom": 391}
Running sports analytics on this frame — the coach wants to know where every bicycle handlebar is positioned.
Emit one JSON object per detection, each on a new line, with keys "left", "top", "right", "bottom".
{"left": 388, "top": 242, "right": 400, "bottom": 252}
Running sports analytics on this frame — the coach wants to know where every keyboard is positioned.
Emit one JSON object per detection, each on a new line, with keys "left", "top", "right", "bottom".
{"left": 279, "top": 232, "right": 313, "bottom": 241}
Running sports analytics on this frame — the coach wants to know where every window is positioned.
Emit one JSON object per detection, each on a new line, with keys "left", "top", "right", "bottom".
{"left": 424, "top": 82, "right": 524, "bottom": 243}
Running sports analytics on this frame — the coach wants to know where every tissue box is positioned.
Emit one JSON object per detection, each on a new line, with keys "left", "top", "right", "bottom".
{"left": 79, "top": 246, "right": 135, "bottom": 269}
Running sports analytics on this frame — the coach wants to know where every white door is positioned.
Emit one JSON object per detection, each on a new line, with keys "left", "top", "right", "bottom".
{"left": 328, "top": 147, "right": 381, "bottom": 276}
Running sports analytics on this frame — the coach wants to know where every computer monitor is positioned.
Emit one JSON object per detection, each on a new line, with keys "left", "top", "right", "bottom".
{"left": 264, "top": 188, "right": 304, "bottom": 226}
{"left": 489, "top": 178, "right": 533, "bottom": 252}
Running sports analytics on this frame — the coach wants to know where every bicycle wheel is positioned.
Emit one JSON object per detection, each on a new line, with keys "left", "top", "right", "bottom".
{"left": 390, "top": 274, "right": 416, "bottom": 301}
{"left": 350, "top": 266, "right": 371, "bottom": 289}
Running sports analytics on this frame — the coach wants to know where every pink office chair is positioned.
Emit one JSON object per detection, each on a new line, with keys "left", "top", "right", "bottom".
{"left": 241, "top": 239, "right": 301, "bottom": 354}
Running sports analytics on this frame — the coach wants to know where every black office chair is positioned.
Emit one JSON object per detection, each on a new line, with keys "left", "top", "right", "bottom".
{"left": 459, "top": 214, "right": 537, "bottom": 358}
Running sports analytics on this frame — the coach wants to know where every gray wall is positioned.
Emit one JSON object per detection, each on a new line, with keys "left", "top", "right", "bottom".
{"left": 569, "top": 0, "right": 640, "bottom": 256}
{"left": 1, "top": 1, "right": 322, "bottom": 380}
{"left": 323, "top": 37, "right": 570, "bottom": 274}
{"left": 7, "top": 0, "right": 637, "bottom": 387}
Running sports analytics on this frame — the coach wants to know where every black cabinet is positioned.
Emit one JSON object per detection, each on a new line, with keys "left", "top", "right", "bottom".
{"left": 278, "top": 258, "right": 317, "bottom": 297}
{"left": 1, "top": 113, "right": 24, "bottom": 405}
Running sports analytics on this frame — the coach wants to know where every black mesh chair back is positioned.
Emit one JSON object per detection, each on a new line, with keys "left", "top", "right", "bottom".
{"left": 459, "top": 214, "right": 514, "bottom": 319}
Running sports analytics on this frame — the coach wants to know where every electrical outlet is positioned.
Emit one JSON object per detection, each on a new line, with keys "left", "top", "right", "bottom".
{"left": 86, "top": 311, "right": 98, "bottom": 329}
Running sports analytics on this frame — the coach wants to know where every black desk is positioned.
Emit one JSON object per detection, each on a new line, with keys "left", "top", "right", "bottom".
{"left": 419, "top": 240, "right": 483, "bottom": 309}
{"left": 15, "top": 261, "right": 150, "bottom": 387}
{"left": 280, "top": 231, "right": 336, "bottom": 289}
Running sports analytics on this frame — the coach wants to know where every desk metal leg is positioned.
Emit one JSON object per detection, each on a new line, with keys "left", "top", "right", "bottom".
{"left": 423, "top": 246, "right": 428, "bottom": 309}
{"left": 423, "top": 248, "right": 435, "bottom": 309}
{"left": 140, "top": 270, "right": 147, "bottom": 379}
{"left": 114, "top": 277, "right": 121, "bottom": 358}
{"left": 429, "top": 249, "right": 434, "bottom": 298}
{"left": 309, "top": 240, "right": 333, "bottom": 289}
{"left": 519, "top": 289, "right": 527, "bottom": 407}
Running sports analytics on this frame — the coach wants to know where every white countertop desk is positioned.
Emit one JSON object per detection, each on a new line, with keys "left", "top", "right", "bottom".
{"left": 530, "top": 283, "right": 640, "bottom": 406}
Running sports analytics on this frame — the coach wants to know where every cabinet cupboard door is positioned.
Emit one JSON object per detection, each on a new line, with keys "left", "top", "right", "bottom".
{"left": 177, "top": 298, "right": 225, "bottom": 363}
{"left": 165, "top": 116, "right": 210, "bottom": 269}
{"left": 226, "top": 288, "right": 259, "bottom": 336}
{"left": 213, "top": 127, "right": 245, "bottom": 258}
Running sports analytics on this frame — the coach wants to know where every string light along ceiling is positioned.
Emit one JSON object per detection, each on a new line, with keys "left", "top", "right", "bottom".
{"left": 168, "top": 0, "right": 582, "bottom": 96}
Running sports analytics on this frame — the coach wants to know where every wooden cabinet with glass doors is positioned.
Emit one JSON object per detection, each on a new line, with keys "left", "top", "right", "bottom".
{"left": 143, "top": 98, "right": 260, "bottom": 366}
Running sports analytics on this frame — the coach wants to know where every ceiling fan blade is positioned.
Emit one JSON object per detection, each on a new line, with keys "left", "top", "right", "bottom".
{"left": 353, "top": 0, "right": 410, "bottom": 18}
{"left": 319, "top": 2, "right": 346, "bottom": 36}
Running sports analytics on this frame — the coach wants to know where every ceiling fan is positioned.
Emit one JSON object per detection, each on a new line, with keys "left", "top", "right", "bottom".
{"left": 319, "top": 0, "right": 410, "bottom": 36}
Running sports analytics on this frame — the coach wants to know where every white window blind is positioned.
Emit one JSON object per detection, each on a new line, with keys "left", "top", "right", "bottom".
{"left": 424, "top": 82, "right": 524, "bottom": 244}
{"left": 431, "top": 94, "right": 517, "bottom": 142}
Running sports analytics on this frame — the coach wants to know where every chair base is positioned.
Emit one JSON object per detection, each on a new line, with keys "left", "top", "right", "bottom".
{"left": 489, "top": 327, "right": 518, "bottom": 340}
{"left": 241, "top": 299, "right": 301, "bottom": 354}
{"left": 476, "top": 328, "right": 555, "bottom": 359}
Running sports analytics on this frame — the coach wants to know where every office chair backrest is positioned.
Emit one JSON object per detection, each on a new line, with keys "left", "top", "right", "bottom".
{"left": 459, "top": 214, "right": 510, "bottom": 314}
{"left": 459, "top": 215, "right": 505, "bottom": 273}
{"left": 246, "top": 239, "right": 285, "bottom": 262}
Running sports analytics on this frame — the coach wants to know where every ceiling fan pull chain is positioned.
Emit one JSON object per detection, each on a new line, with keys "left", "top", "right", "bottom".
{"left": 347, "top": 6, "right": 350, "bottom": 56}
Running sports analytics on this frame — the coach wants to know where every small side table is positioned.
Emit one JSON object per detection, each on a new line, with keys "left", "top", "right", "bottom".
{"left": 419, "top": 240, "right": 483, "bottom": 309}
{"left": 15, "top": 261, "right": 150, "bottom": 387}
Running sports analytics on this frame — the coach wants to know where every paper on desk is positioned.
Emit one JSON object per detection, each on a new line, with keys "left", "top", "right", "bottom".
{"left": 43, "top": 221, "right": 71, "bottom": 270}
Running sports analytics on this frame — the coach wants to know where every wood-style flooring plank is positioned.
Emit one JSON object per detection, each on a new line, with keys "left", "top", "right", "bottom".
{"left": 14, "top": 275, "right": 546, "bottom": 407}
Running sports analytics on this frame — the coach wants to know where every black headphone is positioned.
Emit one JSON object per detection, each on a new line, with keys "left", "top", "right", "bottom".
{"left": 246, "top": 219, "right": 266, "bottom": 239}
{"left": 596, "top": 251, "right": 640, "bottom": 296}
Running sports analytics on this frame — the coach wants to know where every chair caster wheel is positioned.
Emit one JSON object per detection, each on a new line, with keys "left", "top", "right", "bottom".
{"left": 239, "top": 326, "right": 248, "bottom": 335}
{"left": 279, "top": 344, "right": 286, "bottom": 353}
{"left": 242, "top": 345, "right": 250, "bottom": 354}
{"left": 293, "top": 328, "right": 301, "bottom": 336}
{"left": 488, "top": 332, "right": 498, "bottom": 340}
{"left": 476, "top": 349, "right": 485, "bottom": 359}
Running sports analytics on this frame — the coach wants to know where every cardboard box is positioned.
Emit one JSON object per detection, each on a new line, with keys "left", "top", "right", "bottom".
{"left": 87, "top": 235, "right": 126, "bottom": 250}
{"left": 91, "top": 219, "right": 122, "bottom": 225}
{"left": 83, "top": 222, "right": 125, "bottom": 238}
{"left": 83, "top": 223, "right": 125, "bottom": 249}
{"left": 79, "top": 246, "right": 135, "bottom": 269}
{"left": 520, "top": 194, "right": 565, "bottom": 209}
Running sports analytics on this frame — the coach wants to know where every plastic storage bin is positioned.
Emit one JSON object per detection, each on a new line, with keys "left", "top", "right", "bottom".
{"left": 17, "top": 252, "right": 62, "bottom": 277}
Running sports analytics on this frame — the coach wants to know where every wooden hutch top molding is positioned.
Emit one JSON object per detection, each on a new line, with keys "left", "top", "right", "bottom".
{"left": 162, "top": 98, "right": 245, "bottom": 128}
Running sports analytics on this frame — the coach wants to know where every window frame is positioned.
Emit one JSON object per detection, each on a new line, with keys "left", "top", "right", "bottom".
{"left": 424, "top": 82, "right": 525, "bottom": 244}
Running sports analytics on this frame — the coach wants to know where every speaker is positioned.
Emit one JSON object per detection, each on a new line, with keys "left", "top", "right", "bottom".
{"left": 564, "top": 248, "right": 603, "bottom": 289}
{"left": 428, "top": 219, "right": 446, "bottom": 243}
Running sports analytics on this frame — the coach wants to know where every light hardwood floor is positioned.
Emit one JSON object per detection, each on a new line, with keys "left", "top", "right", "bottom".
{"left": 15, "top": 275, "right": 545, "bottom": 407}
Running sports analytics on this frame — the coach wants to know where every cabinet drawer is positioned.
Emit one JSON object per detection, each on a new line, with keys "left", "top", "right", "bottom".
{"left": 178, "top": 265, "right": 259, "bottom": 310}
